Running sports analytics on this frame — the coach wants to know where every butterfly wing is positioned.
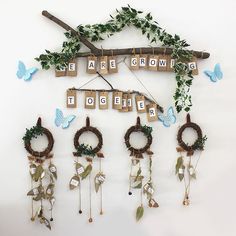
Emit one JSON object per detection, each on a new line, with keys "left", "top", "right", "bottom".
{"left": 55, "top": 109, "right": 64, "bottom": 127}
{"left": 167, "top": 106, "right": 176, "bottom": 125}
{"left": 204, "top": 70, "right": 217, "bottom": 82}
{"left": 158, "top": 114, "right": 171, "bottom": 127}
{"left": 16, "top": 61, "right": 26, "bottom": 79}
{"left": 214, "top": 63, "right": 223, "bottom": 80}
{"left": 23, "top": 67, "right": 38, "bottom": 81}
{"left": 62, "top": 115, "right": 76, "bottom": 129}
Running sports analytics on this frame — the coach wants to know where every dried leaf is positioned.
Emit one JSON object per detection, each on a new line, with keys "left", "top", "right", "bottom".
{"left": 34, "top": 165, "right": 44, "bottom": 182}
{"left": 95, "top": 182, "right": 101, "bottom": 193}
{"left": 148, "top": 198, "right": 159, "bottom": 208}
{"left": 133, "top": 182, "right": 142, "bottom": 189}
{"left": 29, "top": 163, "right": 37, "bottom": 177}
{"left": 188, "top": 165, "right": 196, "bottom": 179}
{"left": 49, "top": 197, "right": 56, "bottom": 210}
{"left": 136, "top": 205, "right": 144, "bottom": 221}
{"left": 33, "top": 193, "right": 45, "bottom": 201}
{"left": 134, "top": 167, "right": 142, "bottom": 182}
{"left": 27, "top": 185, "right": 44, "bottom": 196}
{"left": 41, "top": 217, "right": 51, "bottom": 230}
{"left": 178, "top": 165, "right": 185, "bottom": 181}
{"left": 46, "top": 183, "right": 54, "bottom": 197}
{"left": 175, "top": 156, "right": 183, "bottom": 174}
{"left": 75, "top": 162, "right": 85, "bottom": 176}
{"left": 69, "top": 175, "right": 80, "bottom": 190}
{"left": 48, "top": 163, "right": 57, "bottom": 180}
{"left": 81, "top": 164, "right": 92, "bottom": 180}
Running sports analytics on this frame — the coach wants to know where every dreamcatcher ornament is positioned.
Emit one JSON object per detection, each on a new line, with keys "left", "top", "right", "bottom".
{"left": 69, "top": 117, "right": 105, "bottom": 223}
{"left": 124, "top": 117, "right": 159, "bottom": 221}
{"left": 23, "top": 118, "right": 56, "bottom": 230}
{"left": 175, "top": 114, "right": 207, "bottom": 206}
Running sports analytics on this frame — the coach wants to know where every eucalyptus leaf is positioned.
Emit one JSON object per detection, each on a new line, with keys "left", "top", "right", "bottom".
{"left": 34, "top": 165, "right": 44, "bottom": 182}
{"left": 69, "top": 175, "right": 80, "bottom": 190}
{"left": 48, "top": 163, "right": 57, "bottom": 180}
{"left": 175, "top": 156, "right": 183, "bottom": 174}
{"left": 81, "top": 164, "right": 92, "bottom": 180}
{"left": 136, "top": 205, "right": 144, "bottom": 221}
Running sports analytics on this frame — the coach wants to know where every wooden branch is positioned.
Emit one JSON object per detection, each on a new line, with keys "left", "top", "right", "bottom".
{"left": 69, "top": 88, "right": 164, "bottom": 112}
{"left": 42, "top": 10, "right": 210, "bottom": 59}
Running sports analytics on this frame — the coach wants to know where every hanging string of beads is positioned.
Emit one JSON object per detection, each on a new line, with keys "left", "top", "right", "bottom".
{"left": 69, "top": 117, "right": 105, "bottom": 223}
{"left": 175, "top": 114, "right": 207, "bottom": 205}
{"left": 124, "top": 116, "right": 159, "bottom": 221}
{"left": 23, "top": 117, "right": 56, "bottom": 230}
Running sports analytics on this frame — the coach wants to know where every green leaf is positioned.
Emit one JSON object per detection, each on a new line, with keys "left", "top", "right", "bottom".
{"left": 133, "top": 182, "right": 142, "bottom": 189}
{"left": 95, "top": 182, "right": 100, "bottom": 193}
{"left": 175, "top": 157, "right": 183, "bottom": 174}
{"left": 69, "top": 175, "right": 80, "bottom": 190}
{"left": 134, "top": 167, "right": 141, "bottom": 182}
{"left": 136, "top": 205, "right": 144, "bottom": 221}
{"left": 34, "top": 165, "right": 44, "bottom": 182}
{"left": 48, "top": 163, "right": 57, "bottom": 180}
{"left": 81, "top": 164, "right": 92, "bottom": 180}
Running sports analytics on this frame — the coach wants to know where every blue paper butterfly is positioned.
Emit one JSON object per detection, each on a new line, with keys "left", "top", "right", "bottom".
{"left": 16, "top": 61, "right": 38, "bottom": 81}
{"left": 55, "top": 108, "right": 76, "bottom": 129}
{"left": 204, "top": 63, "right": 223, "bottom": 82}
{"left": 158, "top": 106, "right": 176, "bottom": 127}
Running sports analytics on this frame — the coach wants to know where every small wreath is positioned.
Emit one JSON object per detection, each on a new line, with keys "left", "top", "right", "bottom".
{"left": 124, "top": 117, "right": 153, "bottom": 158}
{"left": 73, "top": 117, "right": 103, "bottom": 157}
{"left": 23, "top": 117, "right": 54, "bottom": 158}
{"left": 177, "top": 114, "right": 204, "bottom": 153}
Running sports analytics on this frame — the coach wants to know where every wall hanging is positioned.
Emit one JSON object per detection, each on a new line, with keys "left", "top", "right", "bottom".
{"left": 23, "top": 118, "right": 56, "bottom": 230}
{"left": 69, "top": 117, "right": 105, "bottom": 223}
{"left": 175, "top": 114, "right": 207, "bottom": 205}
{"left": 36, "top": 5, "right": 210, "bottom": 113}
{"left": 204, "top": 63, "right": 223, "bottom": 83}
{"left": 124, "top": 117, "right": 158, "bottom": 221}
{"left": 66, "top": 71, "right": 162, "bottom": 122}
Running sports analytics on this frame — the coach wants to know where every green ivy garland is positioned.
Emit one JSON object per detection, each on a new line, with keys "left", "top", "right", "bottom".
{"left": 75, "top": 144, "right": 96, "bottom": 157}
{"left": 23, "top": 125, "right": 44, "bottom": 144}
{"left": 36, "top": 5, "right": 194, "bottom": 112}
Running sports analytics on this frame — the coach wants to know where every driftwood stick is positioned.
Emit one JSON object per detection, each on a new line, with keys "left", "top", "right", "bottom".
{"left": 42, "top": 10, "right": 210, "bottom": 59}
{"left": 69, "top": 87, "right": 164, "bottom": 112}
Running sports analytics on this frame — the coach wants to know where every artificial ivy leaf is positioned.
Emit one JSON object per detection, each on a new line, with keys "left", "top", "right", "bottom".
{"left": 75, "top": 162, "right": 85, "bottom": 176}
{"left": 69, "top": 175, "right": 80, "bottom": 190}
{"left": 175, "top": 156, "right": 183, "bottom": 174}
{"left": 81, "top": 164, "right": 92, "bottom": 180}
{"left": 48, "top": 163, "right": 57, "bottom": 180}
{"left": 34, "top": 165, "right": 44, "bottom": 182}
{"left": 136, "top": 205, "right": 144, "bottom": 221}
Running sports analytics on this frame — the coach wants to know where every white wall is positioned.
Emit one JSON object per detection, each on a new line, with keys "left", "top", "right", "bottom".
{"left": 1, "top": 0, "right": 236, "bottom": 235}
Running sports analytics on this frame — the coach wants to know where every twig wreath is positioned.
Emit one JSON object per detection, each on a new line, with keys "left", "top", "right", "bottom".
{"left": 23, "top": 118, "right": 56, "bottom": 230}
{"left": 36, "top": 5, "right": 210, "bottom": 113}
{"left": 124, "top": 117, "right": 158, "bottom": 221}
{"left": 175, "top": 114, "right": 207, "bottom": 205}
{"left": 69, "top": 117, "right": 105, "bottom": 223}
